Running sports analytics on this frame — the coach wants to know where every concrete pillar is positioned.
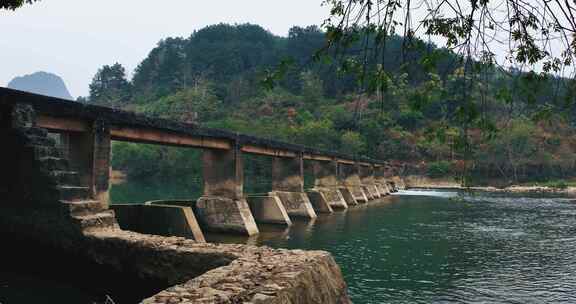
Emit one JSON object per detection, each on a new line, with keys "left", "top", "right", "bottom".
{"left": 246, "top": 195, "right": 292, "bottom": 226}
{"left": 270, "top": 155, "right": 316, "bottom": 219}
{"left": 359, "top": 165, "right": 381, "bottom": 199}
{"left": 384, "top": 165, "right": 399, "bottom": 192}
{"left": 310, "top": 160, "right": 347, "bottom": 210}
{"left": 66, "top": 119, "right": 111, "bottom": 208}
{"left": 306, "top": 190, "right": 334, "bottom": 213}
{"left": 339, "top": 163, "right": 368, "bottom": 203}
{"left": 374, "top": 165, "right": 390, "bottom": 196}
{"left": 111, "top": 203, "right": 206, "bottom": 242}
{"left": 196, "top": 146, "right": 259, "bottom": 235}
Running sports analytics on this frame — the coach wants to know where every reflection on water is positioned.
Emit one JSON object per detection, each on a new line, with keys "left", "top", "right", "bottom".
{"left": 210, "top": 189, "right": 576, "bottom": 304}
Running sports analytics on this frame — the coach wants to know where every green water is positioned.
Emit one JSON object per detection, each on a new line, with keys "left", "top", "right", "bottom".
{"left": 110, "top": 179, "right": 202, "bottom": 203}
{"left": 209, "top": 189, "right": 576, "bottom": 303}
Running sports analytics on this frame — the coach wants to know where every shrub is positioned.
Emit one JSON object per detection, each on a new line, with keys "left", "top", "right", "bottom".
{"left": 427, "top": 161, "right": 452, "bottom": 178}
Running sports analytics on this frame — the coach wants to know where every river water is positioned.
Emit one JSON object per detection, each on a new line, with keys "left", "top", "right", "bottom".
{"left": 3, "top": 188, "right": 576, "bottom": 303}
{"left": 211, "top": 189, "right": 576, "bottom": 304}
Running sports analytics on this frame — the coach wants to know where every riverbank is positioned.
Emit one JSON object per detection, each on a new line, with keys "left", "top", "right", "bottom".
{"left": 404, "top": 175, "right": 576, "bottom": 195}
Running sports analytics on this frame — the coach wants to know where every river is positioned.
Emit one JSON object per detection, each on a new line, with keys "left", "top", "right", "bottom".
{"left": 3, "top": 187, "right": 576, "bottom": 303}
{"left": 209, "top": 189, "right": 576, "bottom": 303}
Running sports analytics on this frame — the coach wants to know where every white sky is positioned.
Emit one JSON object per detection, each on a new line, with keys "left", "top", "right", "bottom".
{"left": 2, "top": 1, "right": 570, "bottom": 99}
{"left": 0, "top": 1, "right": 329, "bottom": 98}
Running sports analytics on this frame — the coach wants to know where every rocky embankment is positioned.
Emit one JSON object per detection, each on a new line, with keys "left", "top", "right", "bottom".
{"left": 404, "top": 175, "right": 576, "bottom": 195}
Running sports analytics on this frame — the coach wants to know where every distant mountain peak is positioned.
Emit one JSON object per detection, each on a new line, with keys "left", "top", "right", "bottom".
{"left": 7, "top": 71, "right": 73, "bottom": 100}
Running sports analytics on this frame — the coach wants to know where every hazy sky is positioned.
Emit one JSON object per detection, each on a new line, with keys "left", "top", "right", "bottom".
{"left": 0, "top": 1, "right": 329, "bottom": 98}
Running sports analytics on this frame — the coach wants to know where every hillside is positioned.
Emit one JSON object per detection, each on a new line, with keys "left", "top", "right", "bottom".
{"left": 7, "top": 71, "right": 73, "bottom": 100}
{"left": 86, "top": 23, "right": 576, "bottom": 186}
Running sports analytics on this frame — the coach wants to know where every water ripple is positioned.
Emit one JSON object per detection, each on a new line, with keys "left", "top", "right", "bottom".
{"left": 255, "top": 190, "right": 576, "bottom": 303}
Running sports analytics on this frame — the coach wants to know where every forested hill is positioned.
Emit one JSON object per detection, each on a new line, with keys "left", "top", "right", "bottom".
{"left": 87, "top": 23, "right": 576, "bottom": 186}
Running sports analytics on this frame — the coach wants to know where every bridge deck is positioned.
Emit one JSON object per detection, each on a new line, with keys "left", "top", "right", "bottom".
{"left": 0, "top": 87, "right": 382, "bottom": 166}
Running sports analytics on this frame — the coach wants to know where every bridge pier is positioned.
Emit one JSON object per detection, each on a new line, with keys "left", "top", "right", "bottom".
{"left": 270, "top": 155, "right": 317, "bottom": 219}
{"left": 374, "top": 165, "right": 390, "bottom": 196}
{"left": 63, "top": 119, "right": 111, "bottom": 208}
{"left": 246, "top": 195, "right": 292, "bottom": 226}
{"left": 196, "top": 147, "right": 259, "bottom": 235}
{"left": 359, "top": 164, "right": 381, "bottom": 200}
{"left": 309, "top": 160, "right": 347, "bottom": 210}
{"left": 339, "top": 163, "right": 369, "bottom": 204}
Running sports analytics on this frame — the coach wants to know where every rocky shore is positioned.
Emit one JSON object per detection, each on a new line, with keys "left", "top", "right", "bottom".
{"left": 403, "top": 175, "right": 576, "bottom": 195}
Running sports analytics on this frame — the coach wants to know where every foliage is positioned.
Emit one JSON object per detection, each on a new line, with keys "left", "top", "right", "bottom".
{"left": 0, "top": 0, "right": 38, "bottom": 10}
{"left": 340, "top": 131, "right": 366, "bottom": 155}
{"left": 427, "top": 161, "right": 453, "bottom": 178}
{"left": 78, "top": 23, "right": 576, "bottom": 186}
{"left": 89, "top": 63, "right": 131, "bottom": 108}
{"left": 140, "top": 80, "right": 221, "bottom": 123}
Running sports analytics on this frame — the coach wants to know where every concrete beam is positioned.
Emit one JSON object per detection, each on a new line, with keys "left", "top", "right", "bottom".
{"left": 36, "top": 114, "right": 88, "bottom": 132}
{"left": 111, "top": 127, "right": 231, "bottom": 150}
{"left": 37, "top": 115, "right": 233, "bottom": 150}
{"left": 304, "top": 154, "right": 333, "bottom": 162}
{"left": 242, "top": 145, "right": 298, "bottom": 158}
{"left": 2, "top": 88, "right": 389, "bottom": 168}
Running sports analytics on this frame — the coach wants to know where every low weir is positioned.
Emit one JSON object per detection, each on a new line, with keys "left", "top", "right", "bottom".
{"left": 0, "top": 87, "right": 404, "bottom": 303}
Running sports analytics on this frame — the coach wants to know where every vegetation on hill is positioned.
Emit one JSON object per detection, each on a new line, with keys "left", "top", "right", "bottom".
{"left": 86, "top": 23, "right": 576, "bottom": 187}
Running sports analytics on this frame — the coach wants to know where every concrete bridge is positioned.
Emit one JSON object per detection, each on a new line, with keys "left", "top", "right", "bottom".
{"left": 0, "top": 87, "right": 404, "bottom": 303}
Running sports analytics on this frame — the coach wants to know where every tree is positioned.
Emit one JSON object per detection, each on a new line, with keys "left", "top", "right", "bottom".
{"left": 321, "top": 0, "right": 576, "bottom": 182}
{"left": 1, "top": 0, "right": 39, "bottom": 10}
{"left": 89, "top": 63, "right": 131, "bottom": 108}
{"left": 300, "top": 70, "right": 324, "bottom": 105}
{"left": 340, "top": 131, "right": 367, "bottom": 155}
{"left": 141, "top": 79, "right": 222, "bottom": 123}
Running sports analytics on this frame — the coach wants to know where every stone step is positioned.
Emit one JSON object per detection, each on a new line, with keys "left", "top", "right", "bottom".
{"left": 25, "top": 135, "right": 56, "bottom": 147}
{"left": 48, "top": 170, "right": 80, "bottom": 185}
{"left": 23, "top": 127, "right": 48, "bottom": 138}
{"left": 72, "top": 210, "right": 117, "bottom": 231}
{"left": 39, "top": 156, "right": 68, "bottom": 171}
{"left": 56, "top": 185, "right": 90, "bottom": 201}
{"left": 32, "top": 145, "right": 63, "bottom": 158}
{"left": 61, "top": 200, "right": 104, "bottom": 216}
